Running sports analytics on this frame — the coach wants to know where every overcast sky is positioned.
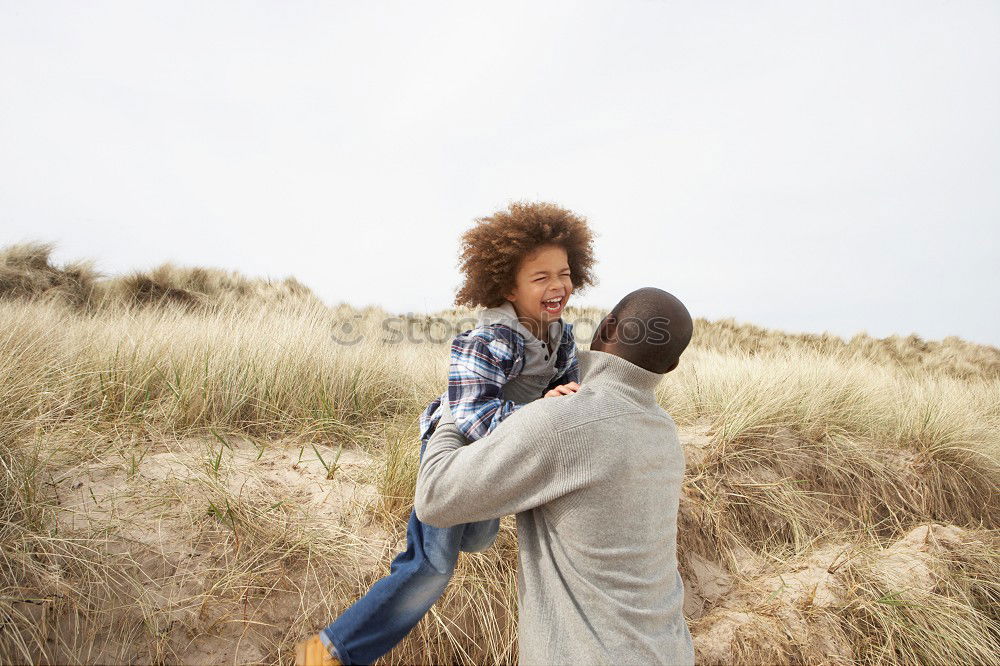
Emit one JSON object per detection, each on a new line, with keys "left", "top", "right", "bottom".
{"left": 2, "top": 1, "right": 998, "bottom": 345}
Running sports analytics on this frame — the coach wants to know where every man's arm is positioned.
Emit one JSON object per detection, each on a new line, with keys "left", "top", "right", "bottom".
{"left": 414, "top": 402, "right": 592, "bottom": 527}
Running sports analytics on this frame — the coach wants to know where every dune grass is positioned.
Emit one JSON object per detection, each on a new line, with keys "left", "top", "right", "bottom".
{"left": 1, "top": 243, "right": 998, "bottom": 665}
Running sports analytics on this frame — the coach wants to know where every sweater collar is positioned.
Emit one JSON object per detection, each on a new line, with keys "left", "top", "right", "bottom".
{"left": 578, "top": 349, "right": 665, "bottom": 406}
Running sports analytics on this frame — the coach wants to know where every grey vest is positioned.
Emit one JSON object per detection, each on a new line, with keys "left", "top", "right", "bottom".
{"left": 477, "top": 301, "right": 565, "bottom": 405}
{"left": 437, "top": 303, "right": 566, "bottom": 425}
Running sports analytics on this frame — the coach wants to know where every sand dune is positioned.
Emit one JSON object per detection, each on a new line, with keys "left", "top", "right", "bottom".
{"left": 2, "top": 245, "right": 997, "bottom": 665}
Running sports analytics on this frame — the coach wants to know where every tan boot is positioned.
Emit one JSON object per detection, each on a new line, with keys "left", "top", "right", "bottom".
{"left": 294, "top": 634, "right": 342, "bottom": 666}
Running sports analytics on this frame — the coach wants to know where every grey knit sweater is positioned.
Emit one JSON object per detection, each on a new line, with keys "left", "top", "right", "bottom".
{"left": 414, "top": 349, "right": 694, "bottom": 666}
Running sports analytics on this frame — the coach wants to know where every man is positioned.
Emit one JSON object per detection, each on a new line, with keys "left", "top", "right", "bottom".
{"left": 415, "top": 287, "right": 695, "bottom": 665}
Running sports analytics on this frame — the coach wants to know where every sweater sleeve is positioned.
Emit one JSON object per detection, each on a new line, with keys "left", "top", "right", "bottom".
{"left": 415, "top": 402, "right": 590, "bottom": 527}
{"left": 447, "top": 326, "right": 523, "bottom": 442}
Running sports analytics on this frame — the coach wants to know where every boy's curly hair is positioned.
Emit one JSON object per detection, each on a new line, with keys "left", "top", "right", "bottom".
{"left": 454, "top": 201, "right": 598, "bottom": 308}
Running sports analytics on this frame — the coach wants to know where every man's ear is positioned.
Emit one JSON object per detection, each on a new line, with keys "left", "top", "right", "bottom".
{"left": 599, "top": 315, "right": 617, "bottom": 344}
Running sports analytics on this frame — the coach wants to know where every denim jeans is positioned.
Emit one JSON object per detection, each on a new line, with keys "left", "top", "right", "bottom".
{"left": 320, "top": 440, "right": 500, "bottom": 665}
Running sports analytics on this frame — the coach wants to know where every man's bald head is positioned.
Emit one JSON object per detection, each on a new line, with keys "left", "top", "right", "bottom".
{"left": 589, "top": 288, "right": 693, "bottom": 374}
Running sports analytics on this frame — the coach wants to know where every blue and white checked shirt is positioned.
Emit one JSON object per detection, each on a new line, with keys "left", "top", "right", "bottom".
{"left": 418, "top": 321, "right": 579, "bottom": 444}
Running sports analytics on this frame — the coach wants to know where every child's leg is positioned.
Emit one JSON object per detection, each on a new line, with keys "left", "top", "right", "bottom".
{"left": 321, "top": 497, "right": 466, "bottom": 664}
{"left": 322, "top": 508, "right": 464, "bottom": 664}
{"left": 459, "top": 517, "right": 500, "bottom": 552}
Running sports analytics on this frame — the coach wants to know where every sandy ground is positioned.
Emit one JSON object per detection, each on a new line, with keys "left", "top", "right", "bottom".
{"left": 39, "top": 435, "right": 391, "bottom": 664}
{"left": 24, "top": 425, "right": 976, "bottom": 665}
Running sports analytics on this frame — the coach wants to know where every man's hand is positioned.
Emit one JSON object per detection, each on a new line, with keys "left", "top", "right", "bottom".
{"left": 543, "top": 381, "right": 580, "bottom": 398}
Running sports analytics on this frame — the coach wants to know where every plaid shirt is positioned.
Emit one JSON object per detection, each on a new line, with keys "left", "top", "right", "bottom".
{"left": 418, "top": 321, "right": 579, "bottom": 443}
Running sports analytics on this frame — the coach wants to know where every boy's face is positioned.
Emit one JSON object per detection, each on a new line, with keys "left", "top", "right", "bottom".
{"left": 504, "top": 244, "right": 573, "bottom": 329}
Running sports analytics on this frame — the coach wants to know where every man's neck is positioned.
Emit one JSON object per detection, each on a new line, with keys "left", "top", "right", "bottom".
{"left": 578, "top": 349, "right": 665, "bottom": 406}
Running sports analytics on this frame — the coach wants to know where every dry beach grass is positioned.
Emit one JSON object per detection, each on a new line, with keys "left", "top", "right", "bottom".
{"left": 2, "top": 243, "right": 998, "bottom": 665}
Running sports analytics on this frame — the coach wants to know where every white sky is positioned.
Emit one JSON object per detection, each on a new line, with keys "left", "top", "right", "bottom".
{"left": 2, "top": 1, "right": 998, "bottom": 345}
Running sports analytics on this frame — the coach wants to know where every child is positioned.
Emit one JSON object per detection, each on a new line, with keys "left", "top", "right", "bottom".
{"left": 295, "top": 201, "right": 598, "bottom": 666}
